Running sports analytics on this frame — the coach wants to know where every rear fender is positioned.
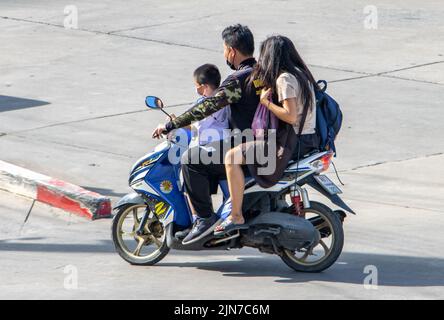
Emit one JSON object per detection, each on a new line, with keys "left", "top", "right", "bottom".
{"left": 306, "top": 175, "right": 356, "bottom": 214}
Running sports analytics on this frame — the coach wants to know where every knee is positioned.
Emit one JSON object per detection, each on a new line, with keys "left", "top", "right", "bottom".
{"left": 224, "top": 146, "right": 243, "bottom": 166}
{"left": 224, "top": 148, "right": 236, "bottom": 166}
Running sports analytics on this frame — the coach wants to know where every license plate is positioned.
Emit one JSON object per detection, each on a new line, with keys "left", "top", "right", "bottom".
{"left": 314, "top": 175, "right": 342, "bottom": 195}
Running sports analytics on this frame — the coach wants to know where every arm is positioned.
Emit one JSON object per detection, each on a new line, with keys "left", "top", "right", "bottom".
{"left": 260, "top": 88, "right": 298, "bottom": 125}
{"left": 169, "top": 114, "right": 192, "bottom": 130}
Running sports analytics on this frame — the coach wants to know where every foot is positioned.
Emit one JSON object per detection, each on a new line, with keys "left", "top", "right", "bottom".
{"left": 174, "top": 228, "right": 191, "bottom": 240}
{"left": 214, "top": 214, "right": 247, "bottom": 235}
{"left": 182, "top": 214, "right": 221, "bottom": 245}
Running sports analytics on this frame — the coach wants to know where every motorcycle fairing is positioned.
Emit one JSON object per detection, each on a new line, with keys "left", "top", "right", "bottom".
{"left": 130, "top": 143, "right": 193, "bottom": 227}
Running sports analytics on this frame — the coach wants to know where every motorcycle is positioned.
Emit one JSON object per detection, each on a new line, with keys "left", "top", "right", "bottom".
{"left": 111, "top": 96, "right": 355, "bottom": 272}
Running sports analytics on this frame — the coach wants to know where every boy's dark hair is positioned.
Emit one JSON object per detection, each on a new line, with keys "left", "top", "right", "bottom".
{"left": 193, "top": 64, "right": 221, "bottom": 89}
{"left": 222, "top": 24, "right": 254, "bottom": 56}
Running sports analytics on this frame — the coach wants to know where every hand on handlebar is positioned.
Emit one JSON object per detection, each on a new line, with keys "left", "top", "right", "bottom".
{"left": 152, "top": 123, "right": 167, "bottom": 139}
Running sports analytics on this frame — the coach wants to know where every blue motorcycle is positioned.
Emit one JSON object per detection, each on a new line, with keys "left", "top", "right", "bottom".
{"left": 111, "top": 96, "right": 355, "bottom": 272}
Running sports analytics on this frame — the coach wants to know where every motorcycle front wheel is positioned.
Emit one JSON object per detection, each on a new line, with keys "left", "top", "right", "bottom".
{"left": 111, "top": 204, "right": 169, "bottom": 265}
{"left": 281, "top": 201, "right": 344, "bottom": 273}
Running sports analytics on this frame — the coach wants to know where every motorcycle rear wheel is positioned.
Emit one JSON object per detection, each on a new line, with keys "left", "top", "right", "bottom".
{"left": 111, "top": 204, "right": 169, "bottom": 265}
{"left": 281, "top": 201, "right": 344, "bottom": 273}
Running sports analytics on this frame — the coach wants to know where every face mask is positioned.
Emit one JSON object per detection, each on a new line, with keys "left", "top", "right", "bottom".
{"left": 226, "top": 49, "right": 237, "bottom": 70}
{"left": 195, "top": 83, "right": 206, "bottom": 97}
{"left": 226, "top": 59, "right": 236, "bottom": 71}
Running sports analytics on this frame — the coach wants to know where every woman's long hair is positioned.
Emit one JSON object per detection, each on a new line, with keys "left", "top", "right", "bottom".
{"left": 250, "top": 35, "right": 318, "bottom": 112}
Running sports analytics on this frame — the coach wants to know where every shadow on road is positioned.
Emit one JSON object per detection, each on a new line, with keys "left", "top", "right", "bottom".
{"left": 158, "top": 253, "right": 444, "bottom": 288}
{"left": 0, "top": 95, "right": 50, "bottom": 112}
{"left": 0, "top": 239, "right": 115, "bottom": 253}
{"left": 81, "top": 186, "right": 127, "bottom": 198}
{"left": 1, "top": 238, "right": 442, "bottom": 287}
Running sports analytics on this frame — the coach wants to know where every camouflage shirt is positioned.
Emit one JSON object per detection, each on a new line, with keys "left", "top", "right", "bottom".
{"left": 165, "top": 58, "right": 263, "bottom": 132}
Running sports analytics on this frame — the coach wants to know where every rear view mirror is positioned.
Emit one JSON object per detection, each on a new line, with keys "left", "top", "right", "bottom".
{"left": 145, "top": 96, "right": 164, "bottom": 109}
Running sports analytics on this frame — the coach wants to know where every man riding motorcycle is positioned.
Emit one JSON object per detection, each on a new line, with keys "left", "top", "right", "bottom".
{"left": 152, "top": 24, "right": 264, "bottom": 244}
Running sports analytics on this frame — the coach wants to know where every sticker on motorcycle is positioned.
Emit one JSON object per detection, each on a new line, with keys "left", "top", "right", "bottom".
{"left": 154, "top": 201, "right": 168, "bottom": 218}
{"left": 154, "top": 202, "right": 166, "bottom": 213}
{"left": 160, "top": 180, "right": 173, "bottom": 194}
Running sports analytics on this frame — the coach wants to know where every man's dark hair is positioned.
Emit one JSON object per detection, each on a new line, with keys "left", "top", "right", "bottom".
{"left": 193, "top": 64, "right": 221, "bottom": 88}
{"left": 222, "top": 24, "right": 254, "bottom": 56}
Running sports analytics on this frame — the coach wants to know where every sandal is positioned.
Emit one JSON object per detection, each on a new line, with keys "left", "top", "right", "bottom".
{"left": 214, "top": 217, "right": 248, "bottom": 236}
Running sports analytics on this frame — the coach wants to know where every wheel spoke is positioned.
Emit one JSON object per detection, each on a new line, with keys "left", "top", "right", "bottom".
{"left": 319, "top": 240, "right": 329, "bottom": 255}
{"left": 132, "top": 208, "right": 140, "bottom": 228}
{"left": 149, "top": 235, "right": 162, "bottom": 248}
{"left": 120, "top": 230, "right": 136, "bottom": 237}
{"left": 298, "top": 251, "right": 309, "bottom": 262}
{"left": 133, "top": 237, "right": 145, "bottom": 256}
{"left": 315, "top": 221, "right": 329, "bottom": 230}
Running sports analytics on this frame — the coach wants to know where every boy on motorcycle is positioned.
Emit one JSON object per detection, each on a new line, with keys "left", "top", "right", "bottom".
{"left": 188, "top": 64, "right": 230, "bottom": 148}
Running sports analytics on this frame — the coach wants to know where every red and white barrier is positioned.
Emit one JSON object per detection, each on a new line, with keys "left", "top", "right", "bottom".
{"left": 0, "top": 160, "right": 111, "bottom": 220}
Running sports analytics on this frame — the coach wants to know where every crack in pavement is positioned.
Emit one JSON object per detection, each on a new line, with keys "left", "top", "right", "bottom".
{"left": 332, "top": 74, "right": 443, "bottom": 86}
{"left": 107, "top": 11, "right": 229, "bottom": 34}
{"left": 376, "top": 60, "right": 444, "bottom": 75}
{"left": 339, "top": 152, "right": 444, "bottom": 173}
{"left": 2, "top": 15, "right": 443, "bottom": 85}
{"left": 329, "top": 74, "right": 374, "bottom": 83}
{"left": 10, "top": 134, "right": 136, "bottom": 159}
{"left": 0, "top": 16, "right": 220, "bottom": 53}
{"left": 379, "top": 74, "right": 443, "bottom": 86}
{"left": 309, "top": 64, "right": 370, "bottom": 75}
{"left": 341, "top": 196, "right": 444, "bottom": 214}
{"left": 334, "top": 152, "right": 444, "bottom": 213}
{"left": 329, "top": 60, "right": 444, "bottom": 85}
{"left": 107, "top": 32, "right": 220, "bottom": 52}
{"left": 0, "top": 102, "right": 191, "bottom": 136}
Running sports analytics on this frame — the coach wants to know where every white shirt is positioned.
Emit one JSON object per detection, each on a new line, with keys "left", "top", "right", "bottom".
{"left": 188, "top": 97, "right": 230, "bottom": 147}
{"left": 276, "top": 72, "right": 316, "bottom": 135}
